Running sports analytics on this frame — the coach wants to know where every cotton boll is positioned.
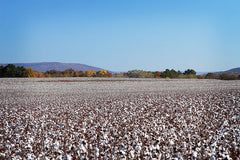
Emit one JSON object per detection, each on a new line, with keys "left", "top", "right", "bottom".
{"left": 169, "top": 139, "right": 174, "bottom": 145}
{"left": 193, "top": 151, "right": 198, "bottom": 158}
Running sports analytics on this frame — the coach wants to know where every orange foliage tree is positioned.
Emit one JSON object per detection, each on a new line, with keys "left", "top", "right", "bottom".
{"left": 26, "top": 67, "right": 36, "bottom": 78}
{"left": 35, "top": 71, "right": 45, "bottom": 77}
{"left": 84, "top": 70, "right": 96, "bottom": 77}
{"left": 97, "top": 70, "right": 108, "bottom": 77}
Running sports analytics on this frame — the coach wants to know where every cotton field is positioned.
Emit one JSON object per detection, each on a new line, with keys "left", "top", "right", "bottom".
{"left": 0, "top": 78, "right": 239, "bottom": 159}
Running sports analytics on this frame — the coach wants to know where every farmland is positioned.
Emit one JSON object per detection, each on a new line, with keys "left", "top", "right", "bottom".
{"left": 0, "top": 78, "right": 239, "bottom": 159}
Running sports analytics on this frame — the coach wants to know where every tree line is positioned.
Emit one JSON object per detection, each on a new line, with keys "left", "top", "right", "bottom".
{"left": 0, "top": 64, "right": 112, "bottom": 78}
{"left": 0, "top": 64, "right": 239, "bottom": 80}
{"left": 44, "top": 68, "right": 112, "bottom": 77}
{"left": 0, "top": 64, "right": 35, "bottom": 77}
{"left": 118, "top": 69, "right": 197, "bottom": 78}
{"left": 116, "top": 69, "right": 240, "bottom": 80}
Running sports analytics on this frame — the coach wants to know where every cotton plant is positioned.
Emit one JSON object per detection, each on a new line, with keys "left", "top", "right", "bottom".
{"left": 0, "top": 78, "right": 239, "bottom": 159}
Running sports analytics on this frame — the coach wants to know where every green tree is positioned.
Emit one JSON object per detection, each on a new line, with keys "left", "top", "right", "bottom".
{"left": 4, "top": 64, "right": 17, "bottom": 77}
{"left": 0, "top": 64, "right": 27, "bottom": 77}
{"left": 16, "top": 66, "right": 27, "bottom": 77}
{"left": 184, "top": 69, "right": 196, "bottom": 75}
{"left": 127, "top": 70, "right": 153, "bottom": 78}
{"left": 161, "top": 69, "right": 170, "bottom": 78}
{"left": 127, "top": 70, "right": 143, "bottom": 78}
{"left": 161, "top": 69, "right": 179, "bottom": 78}
{"left": 0, "top": 66, "right": 3, "bottom": 77}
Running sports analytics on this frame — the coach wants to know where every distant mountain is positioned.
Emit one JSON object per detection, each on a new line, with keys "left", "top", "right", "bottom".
{"left": 215, "top": 67, "right": 240, "bottom": 75}
{"left": 0, "top": 62, "right": 108, "bottom": 72}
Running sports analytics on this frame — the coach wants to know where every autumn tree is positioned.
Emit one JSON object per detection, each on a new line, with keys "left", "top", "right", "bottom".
{"left": 113, "top": 73, "right": 127, "bottom": 77}
{"left": 205, "top": 73, "right": 218, "bottom": 79}
{"left": 26, "top": 67, "right": 36, "bottom": 78}
{"left": 44, "top": 73, "right": 51, "bottom": 77}
{"left": 97, "top": 70, "right": 108, "bottom": 77}
{"left": 45, "top": 69, "right": 61, "bottom": 77}
{"left": 197, "top": 75, "right": 205, "bottom": 79}
{"left": 72, "top": 71, "right": 84, "bottom": 77}
{"left": 153, "top": 71, "right": 163, "bottom": 78}
{"left": 219, "top": 73, "right": 237, "bottom": 80}
{"left": 78, "top": 71, "right": 84, "bottom": 77}
{"left": 35, "top": 71, "right": 45, "bottom": 77}
{"left": 73, "top": 71, "right": 79, "bottom": 77}
{"left": 107, "top": 72, "right": 112, "bottom": 77}
{"left": 63, "top": 68, "right": 75, "bottom": 77}
{"left": 84, "top": 70, "right": 96, "bottom": 77}
{"left": 219, "top": 73, "right": 229, "bottom": 80}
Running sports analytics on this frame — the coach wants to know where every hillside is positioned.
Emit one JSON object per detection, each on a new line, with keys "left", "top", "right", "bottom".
{"left": 0, "top": 62, "right": 106, "bottom": 72}
{"left": 215, "top": 67, "right": 240, "bottom": 75}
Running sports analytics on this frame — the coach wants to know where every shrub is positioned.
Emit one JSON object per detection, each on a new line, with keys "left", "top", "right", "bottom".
{"left": 205, "top": 73, "right": 218, "bottom": 79}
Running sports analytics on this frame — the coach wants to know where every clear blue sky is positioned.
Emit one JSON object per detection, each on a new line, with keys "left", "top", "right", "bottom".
{"left": 0, "top": 0, "right": 239, "bottom": 72}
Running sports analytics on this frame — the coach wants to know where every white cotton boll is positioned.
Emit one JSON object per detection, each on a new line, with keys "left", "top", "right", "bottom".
{"left": 231, "top": 116, "right": 236, "bottom": 121}
{"left": 151, "top": 145, "right": 156, "bottom": 151}
{"left": 57, "top": 155, "right": 63, "bottom": 159}
{"left": 28, "top": 137, "right": 34, "bottom": 143}
{"left": 130, "top": 150, "right": 135, "bottom": 158}
{"left": 27, "top": 144, "right": 33, "bottom": 152}
{"left": 169, "top": 140, "right": 174, "bottom": 145}
{"left": 27, "top": 153, "right": 35, "bottom": 160}
{"left": 103, "top": 133, "right": 108, "bottom": 139}
{"left": 135, "top": 145, "right": 141, "bottom": 151}
{"left": 226, "top": 155, "right": 232, "bottom": 160}
{"left": 162, "top": 125, "right": 165, "bottom": 130}
{"left": 182, "top": 142, "right": 186, "bottom": 148}
{"left": 193, "top": 151, "right": 197, "bottom": 158}
{"left": 198, "top": 141, "right": 201, "bottom": 147}
{"left": 120, "top": 150, "right": 126, "bottom": 155}
{"left": 156, "top": 144, "right": 160, "bottom": 150}
{"left": 95, "top": 147, "right": 99, "bottom": 157}
{"left": 80, "top": 144, "right": 87, "bottom": 153}
{"left": 67, "top": 154, "right": 72, "bottom": 160}
{"left": 196, "top": 147, "right": 201, "bottom": 152}
{"left": 223, "top": 120, "right": 228, "bottom": 126}
{"left": 44, "top": 157, "right": 50, "bottom": 160}
{"left": 210, "top": 155, "right": 216, "bottom": 160}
